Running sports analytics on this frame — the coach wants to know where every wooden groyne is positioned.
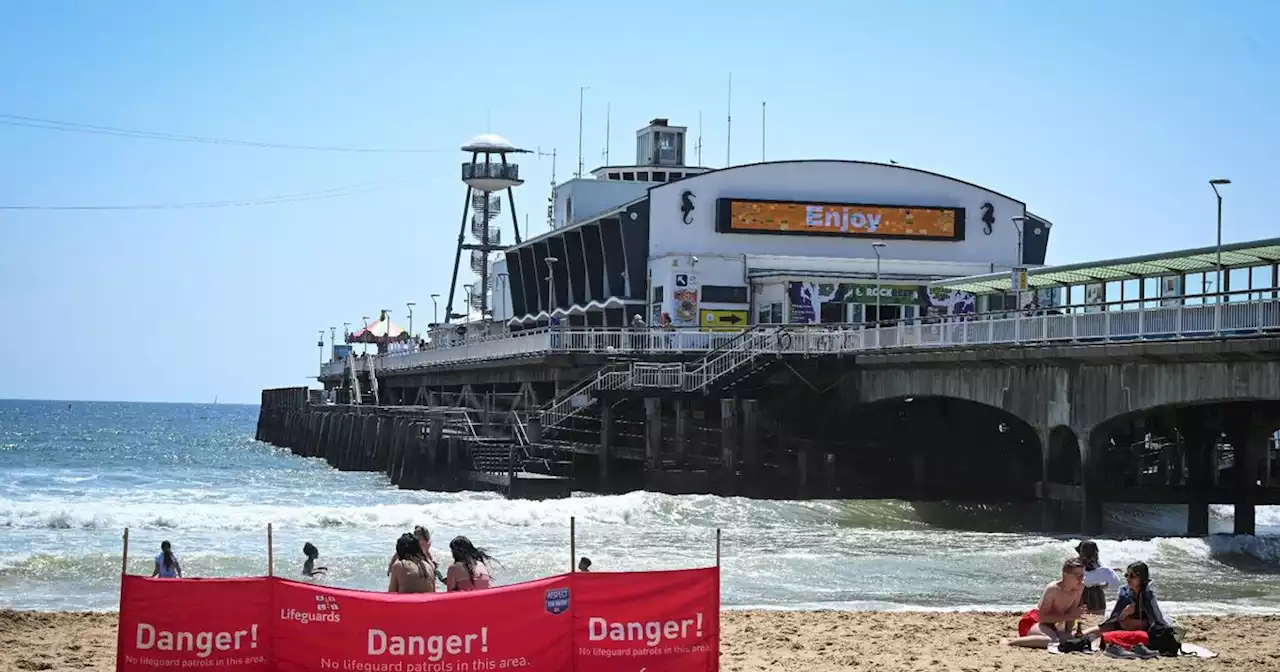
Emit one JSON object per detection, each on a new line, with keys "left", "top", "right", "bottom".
{"left": 256, "top": 387, "right": 571, "bottom": 499}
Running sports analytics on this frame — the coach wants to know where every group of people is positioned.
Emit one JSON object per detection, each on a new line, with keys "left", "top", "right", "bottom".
{"left": 1009, "top": 540, "right": 1172, "bottom": 657}
{"left": 302, "top": 525, "right": 496, "bottom": 594}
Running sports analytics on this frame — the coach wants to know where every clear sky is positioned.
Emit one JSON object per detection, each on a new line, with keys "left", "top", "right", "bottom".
{"left": 0, "top": 1, "right": 1275, "bottom": 404}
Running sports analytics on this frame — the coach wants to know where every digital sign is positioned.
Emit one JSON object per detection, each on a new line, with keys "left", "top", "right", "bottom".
{"left": 715, "top": 198, "right": 964, "bottom": 241}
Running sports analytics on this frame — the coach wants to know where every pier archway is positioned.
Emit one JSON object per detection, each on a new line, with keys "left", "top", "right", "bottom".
{"left": 836, "top": 395, "right": 1043, "bottom": 503}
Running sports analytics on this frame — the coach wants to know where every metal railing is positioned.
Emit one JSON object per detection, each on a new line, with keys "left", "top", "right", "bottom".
{"left": 320, "top": 298, "right": 1280, "bottom": 378}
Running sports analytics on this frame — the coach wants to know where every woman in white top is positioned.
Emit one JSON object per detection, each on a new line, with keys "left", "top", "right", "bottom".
{"left": 1076, "top": 540, "right": 1121, "bottom": 614}
{"left": 151, "top": 540, "right": 182, "bottom": 578}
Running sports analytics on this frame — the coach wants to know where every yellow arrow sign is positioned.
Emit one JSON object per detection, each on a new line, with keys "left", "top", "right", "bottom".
{"left": 700, "top": 309, "right": 748, "bottom": 331}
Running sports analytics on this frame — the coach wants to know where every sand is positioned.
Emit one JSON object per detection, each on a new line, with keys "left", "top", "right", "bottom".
{"left": 3, "top": 609, "right": 1280, "bottom": 671}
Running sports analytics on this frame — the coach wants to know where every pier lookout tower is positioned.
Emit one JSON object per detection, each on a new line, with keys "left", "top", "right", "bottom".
{"left": 447, "top": 133, "right": 531, "bottom": 324}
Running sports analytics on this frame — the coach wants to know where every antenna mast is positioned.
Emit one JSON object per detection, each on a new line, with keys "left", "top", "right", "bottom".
{"left": 576, "top": 86, "right": 589, "bottom": 178}
{"left": 536, "top": 147, "right": 558, "bottom": 230}
{"left": 761, "top": 101, "right": 766, "bottom": 162}
{"left": 697, "top": 111, "right": 703, "bottom": 166}
{"left": 726, "top": 73, "right": 733, "bottom": 167}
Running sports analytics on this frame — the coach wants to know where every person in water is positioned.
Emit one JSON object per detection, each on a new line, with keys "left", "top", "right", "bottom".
{"left": 578, "top": 557, "right": 592, "bottom": 572}
{"left": 1007, "top": 557, "right": 1086, "bottom": 649}
{"left": 1086, "top": 561, "right": 1170, "bottom": 636}
{"left": 302, "top": 542, "right": 327, "bottom": 577}
{"left": 386, "top": 525, "right": 443, "bottom": 584}
{"left": 151, "top": 540, "right": 182, "bottom": 578}
{"left": 388, "top": 533, "right": 436, "bottom": 594}
{"left": 446, "top": 536, "right": 494, "bottom": 592}
{"left": 1076, "top": 540, "right": 1121, "bottom": 614}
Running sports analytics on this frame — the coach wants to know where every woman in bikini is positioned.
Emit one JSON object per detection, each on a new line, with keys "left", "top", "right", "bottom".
{"left": 388, "top": 533, "right": 436, "bottom": 594}
{"left": 446, "top": 536, "right": 495, "bottom": 592}
{"left": 1076, "top": 540, "right": 1121, "bottom": 615}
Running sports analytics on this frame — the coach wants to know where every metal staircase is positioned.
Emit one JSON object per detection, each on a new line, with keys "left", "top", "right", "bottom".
{"left": 346, "top": 353, "right": 363, "bottom": 405}
{"left": 683, "top": 327, "right": 772, "bottom": 392}
{"left": 367, "top": 355, "right": 381, "bottom": 404}
{"left": 537, "top": 363, "right": 630, "bottom": 431}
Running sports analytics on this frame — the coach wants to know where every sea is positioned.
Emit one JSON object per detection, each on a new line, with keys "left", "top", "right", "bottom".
{"left": 2, "top": 398, "right": 1278, "bottom": 614}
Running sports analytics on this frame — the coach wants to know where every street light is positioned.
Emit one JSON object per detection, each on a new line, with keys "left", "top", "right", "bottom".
{"left": 1210, "top": 178, "right": 1231, "bottom": 303}
{"left": 361, "top": 316, "right": 371, "bottom": 355}
{"left": 430, "top": 294, "right": 440, "bottom": 326}
{"left": 317, "top": 329, "right": 325, "bottom": 365}
{"left": 871, "top": 242, "right": 886, "bottom": 325}
{"left": 464, "top": 284, "right": 475, "bottom": 321}
{"left": 406, "top": 302, "right": 416, "bottom": 338}
{"left": 1011, "top": 216, "right": 1027, "bottom": 307}
{"left": 544, "top": 257, "right": 560, "bottom": 318}
{"left": 496, "top": 273, "right": 509, "bottom": 322}
{"left": 328, "top": 326, "right": 336, "bottom": 359}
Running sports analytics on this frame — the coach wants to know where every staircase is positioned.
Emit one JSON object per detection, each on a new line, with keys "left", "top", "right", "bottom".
{"left": 682, "top": 326, "right": 774, "bottom": 393}
{"left": 368, "top": 355, "right": 381, "bottom": 404}
{"left": 538, "top": 364, "right": 631, "bottom": 432}
{"left": 346, "top": 354, "right": 363, "bottom": 405}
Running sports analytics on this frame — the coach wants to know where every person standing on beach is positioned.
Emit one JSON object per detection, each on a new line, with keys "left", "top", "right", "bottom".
{"left": 446, "top": 536, "right": 494, "bottom": 592}
{"left": 1007, "top": 557, "right": 1086, "bottom": 649}
{"left": 1076, "top": 540, "right": 1121, "bottom": 615}
{"left": 386, "top": 526, "right": 443, "bottom": 585}
{"left": 151, "top": 541, "right": 182, "bottom": 579}
{"left": 388, "top": 533, "right": 436, "bottom": 594}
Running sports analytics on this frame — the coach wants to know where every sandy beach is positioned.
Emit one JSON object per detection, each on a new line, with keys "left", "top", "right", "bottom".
{"left": 4, "top": 609, "right": 1280, "bottom": 672}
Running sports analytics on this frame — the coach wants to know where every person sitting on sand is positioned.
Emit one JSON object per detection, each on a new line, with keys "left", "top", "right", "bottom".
{"left": 151, "top": 541, "right": 182, "bottom": 579}
{"left": 1085, "top": 561, "right": 1170, "bottom": 637}
{"left": 388, "top": 533, "right": 436, "bottom": 594}
{"left": 1007, "top": 557, "right": 1086, "bottom": 649}
{"left": 578, "top": 557, "right": 592, "bottom": 572}
{"left": 302, "top": 542, "right": 327, "bottom": 577}
{"left": 446, "top": 536, "right": 494, "bottom": 592}
{"left": 1076, "top": 540, "right": 1121, "bottom": 615}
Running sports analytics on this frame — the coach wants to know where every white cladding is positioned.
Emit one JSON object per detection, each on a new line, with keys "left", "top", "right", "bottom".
{"left": 647, "top": 161, "right": 1026, "bottom": 267}
{"left": 552, "top": 178, "right": 649, "bottom": 230}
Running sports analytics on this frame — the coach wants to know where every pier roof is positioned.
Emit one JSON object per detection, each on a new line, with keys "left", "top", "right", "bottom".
{"left": 931, "top": 237, "right": 1280, "bottom": 295}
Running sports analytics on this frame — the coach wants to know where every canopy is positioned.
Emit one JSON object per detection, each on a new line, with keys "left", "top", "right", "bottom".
{"left": 346, "top": 310, "right": 410, "bottom": 344}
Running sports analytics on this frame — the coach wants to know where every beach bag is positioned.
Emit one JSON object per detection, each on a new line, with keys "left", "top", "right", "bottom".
{"left": 1147, "top": 624, "right": 1182, "bottom": 656}
{"left": 1058, "top": 636, "right": 1092, "bottom": 653}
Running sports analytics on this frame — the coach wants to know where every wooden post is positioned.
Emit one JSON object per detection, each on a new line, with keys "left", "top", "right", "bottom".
{"left": 267, "top": 524, "right": 274, "bottom": 576}
{"left": 720, "top": 399, "right": 739, "bottom": 485}
{"left": 121, "top": 528, "right": 130, "bottom": 576}
{"left": 740, "top": 399, "right": 758, "bottom": 478}
{"left": 570, "top": 516, "right": 577, "bottom": 572}
{"left": 715, "top": 528, "right": 721, "bottom": 567}
{"left": 599, "top": 403, "right": 614, "bottom": 490}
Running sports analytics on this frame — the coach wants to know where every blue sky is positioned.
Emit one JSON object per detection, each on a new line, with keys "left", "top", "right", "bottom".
{"left": 0, "top": 1, "right": 1275, "bottom": 403}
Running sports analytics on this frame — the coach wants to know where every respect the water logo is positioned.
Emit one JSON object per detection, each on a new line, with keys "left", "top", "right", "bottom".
{"left": 545, "top": 587, "right": 570, "bottom": 615}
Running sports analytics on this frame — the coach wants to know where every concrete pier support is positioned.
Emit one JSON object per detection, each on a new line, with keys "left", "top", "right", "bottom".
{"left": 599, "top": 403, "right": 614, "bottom": 490}
{"left": 644, "top": 397, "right": 662, "bottom": 470}
{"left": 673, "top": 399, "right": 690, "bottom": 467}
{"left": 720, "top": 399, "right": 739, "bottom": 490}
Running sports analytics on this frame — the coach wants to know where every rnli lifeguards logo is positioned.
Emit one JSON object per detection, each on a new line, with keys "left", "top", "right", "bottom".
{"left": 545, "top": 587, "right": 570, "bottom": 615}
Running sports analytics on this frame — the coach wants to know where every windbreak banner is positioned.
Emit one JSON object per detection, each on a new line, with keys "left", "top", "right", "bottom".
{"left": 116, "top": 568, "right": 718, "bottom": 672}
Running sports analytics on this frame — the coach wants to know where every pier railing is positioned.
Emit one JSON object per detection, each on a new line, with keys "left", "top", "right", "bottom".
{"left": 320, "top": 297, "right": 1280, "bottom": 379}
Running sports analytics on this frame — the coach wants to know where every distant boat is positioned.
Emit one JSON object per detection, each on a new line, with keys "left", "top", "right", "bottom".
{"left": 213, "top": 395, "right": 219, "bottom": 405}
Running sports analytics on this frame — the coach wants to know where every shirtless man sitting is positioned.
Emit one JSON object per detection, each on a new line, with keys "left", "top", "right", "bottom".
{"left": 1008, "top": 557, "right": 1087, "bottom": 649}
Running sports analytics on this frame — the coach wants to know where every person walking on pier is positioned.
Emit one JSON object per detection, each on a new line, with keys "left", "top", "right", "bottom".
{"left": 388, "top": 533, "right": 436, "bottom": 594}
{"left": 151, "top": 540, "right": 182, "bottom": 579}
{"left": 446, "top": 536, "right": 494, "bottom": 592}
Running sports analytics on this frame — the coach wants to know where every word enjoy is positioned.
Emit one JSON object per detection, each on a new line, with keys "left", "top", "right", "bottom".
{"left": 804, "top": 205, "right": 882, "bottom": 233}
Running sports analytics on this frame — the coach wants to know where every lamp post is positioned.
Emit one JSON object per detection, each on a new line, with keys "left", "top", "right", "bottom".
{"left": 544, "top": 257, "right": 560, "bottom": 319}
{"left": 317, "top": 330, "right": 325, "bottom": 365}
{"left": 328, "top": 326, "right": 336, "bottom": 359}
{"left": 1011, "top": 216, "right": 1027, "bottom": 305}
{"left": 871, "top": 242, "right": 886, "bottom": 324}
{"left": 464, "top": 285, "right": 475, "bottom": 321}
{"left": 430, "top": 294, "right": 440, "bottom": 326}
{"left": 1210, "top": 178, "right": 1231, "bottom": 303}
{"left": 406, "top": 302, "right": 416, "bottom": 338}
{"left": 361, "top": 316, "right": 371, "bottom": 354}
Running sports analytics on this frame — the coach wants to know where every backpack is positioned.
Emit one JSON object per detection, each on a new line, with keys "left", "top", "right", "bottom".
{"left": 1058, "top": 636, "right": 1092, "bottom": 653}
{"left": 1147, "top": 624, "right": 1182, "bottom": 656}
